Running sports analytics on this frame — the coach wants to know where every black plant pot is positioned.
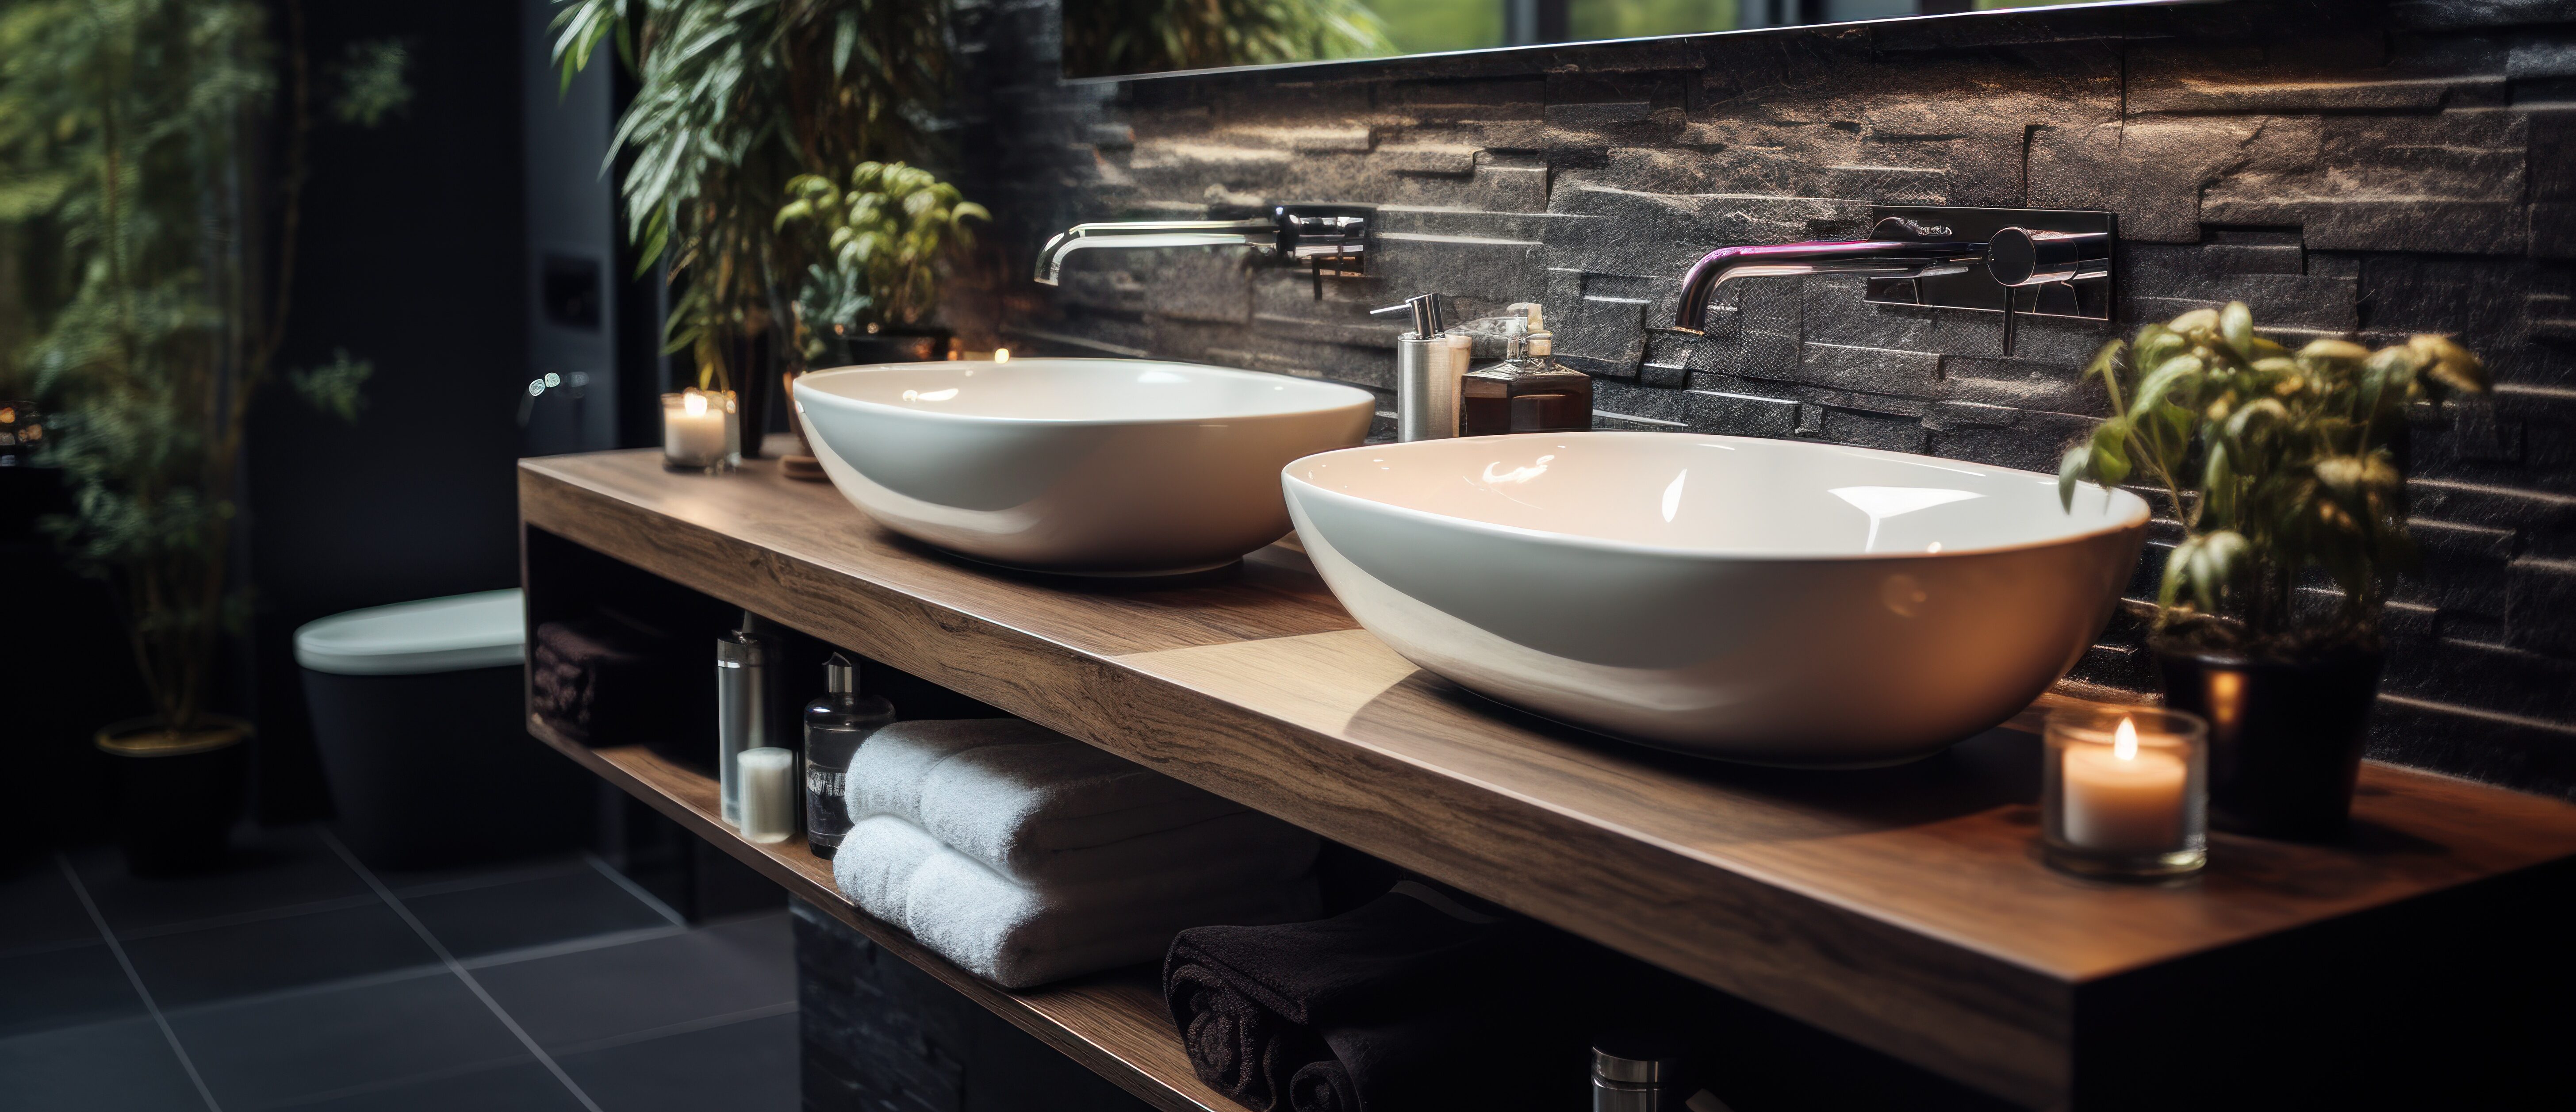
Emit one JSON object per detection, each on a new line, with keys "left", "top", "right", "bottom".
{"left": 2154, "top": 640, "right": 2383, "bottom": 842}
{"left": 724, "top": 331, "right": 777, "bottom": 459}
{"left": 97, "top": 716, "right": 251, "bottom": 877}
{"left": 818, "top": 326, "right": 952, "bottom": 368}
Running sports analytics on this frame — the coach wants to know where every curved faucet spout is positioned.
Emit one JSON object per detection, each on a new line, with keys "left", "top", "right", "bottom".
{"left": 1668, "top": 238, "right": 1986, "bottom": 334}
{"left": 1034, "top": 218, "right": 1279, "bottom": 285}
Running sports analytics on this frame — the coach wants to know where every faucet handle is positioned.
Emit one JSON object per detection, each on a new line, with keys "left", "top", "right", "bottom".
{"left": 1371, "top": 292, "right": 1448, "bottom": 336}
{"left": 1985, "top": 228, "right": 2112, "bottom": 288}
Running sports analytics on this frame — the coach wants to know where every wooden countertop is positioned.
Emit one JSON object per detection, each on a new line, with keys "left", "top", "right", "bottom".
{"left": 519, "top": 449, "right": 2576, "bottom": 1109}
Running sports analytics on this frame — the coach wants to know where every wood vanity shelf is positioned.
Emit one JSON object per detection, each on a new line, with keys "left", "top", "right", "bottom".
{"left": 521, "top": 449, "right": 2576, "bottom": 1112}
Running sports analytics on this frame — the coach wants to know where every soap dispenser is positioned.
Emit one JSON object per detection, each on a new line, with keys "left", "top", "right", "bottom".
{"left": 802, "top": 652, "right": 896, "bottom": 858}
{"left": 1459, "top": 303, "right": 1592, "bottom": 436}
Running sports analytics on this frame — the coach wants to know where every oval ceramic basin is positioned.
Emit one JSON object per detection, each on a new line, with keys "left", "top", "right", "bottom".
{"left": 1282, "top": 432, "right": 2150, "bottom": 766}
{"left": 796, "top": 359, "right": 1374, "bottom": 574}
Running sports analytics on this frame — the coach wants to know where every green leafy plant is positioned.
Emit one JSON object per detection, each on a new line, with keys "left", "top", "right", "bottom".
{"left": 550, "top": 0, "right": 953, "bottom": 392}
{"left": 1065, "top": 0, "right": 1397, "bottom": 77}
{"left": 774, "top": 161, "right": 986, "bottom": 365}
{"left": 0, "top": 0, "right": 403, "bottom": 732}
{"left": 2060, "top": 303, "right": 2490, "bottom": 653}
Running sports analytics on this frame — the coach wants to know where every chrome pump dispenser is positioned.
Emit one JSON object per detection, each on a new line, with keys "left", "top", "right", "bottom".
{"left": 1371, "top": 293, "right": 1469, "bottom": 441}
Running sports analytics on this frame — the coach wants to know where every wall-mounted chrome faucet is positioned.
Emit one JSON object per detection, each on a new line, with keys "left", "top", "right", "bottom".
{"left": 1666, "top": 206, "right": 2113, "bottom": 355}
{"left": 1034, "top": 204, "right": 1371, "bottom": 295}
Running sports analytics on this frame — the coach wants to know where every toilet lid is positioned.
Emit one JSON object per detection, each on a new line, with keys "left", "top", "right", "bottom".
{"left": 294, "top": 589, "right": 525, "bottom": 675}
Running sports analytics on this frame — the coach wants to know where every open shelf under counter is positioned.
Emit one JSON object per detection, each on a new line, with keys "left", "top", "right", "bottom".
{"left": 520, "top": 449, "right": 2576, "bottom": 1111}
{"left": 524, "top": 717, "right": 1233, "bottom": 1112}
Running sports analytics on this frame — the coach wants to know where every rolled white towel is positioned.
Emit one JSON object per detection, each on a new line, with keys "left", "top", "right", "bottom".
{"left": 833, "top": 814, "right": 1321, "bottom": 988}
{"left": 847, "top": 719, "right": 1317, "bottom": 888}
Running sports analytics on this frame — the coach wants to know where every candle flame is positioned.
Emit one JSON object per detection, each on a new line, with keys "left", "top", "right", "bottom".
{"left": 994, "top": 348, "right": 1011, "bottom": 364}
{"left": 2114, "top": 717, "right": 2139, "bottom": 761}
{"left": 682, "top": 391, "right": 708, "bottom": 417}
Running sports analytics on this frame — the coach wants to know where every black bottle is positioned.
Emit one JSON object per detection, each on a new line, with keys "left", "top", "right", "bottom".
{"left": 803, "top": 653, "right": 895, "bottom": 858}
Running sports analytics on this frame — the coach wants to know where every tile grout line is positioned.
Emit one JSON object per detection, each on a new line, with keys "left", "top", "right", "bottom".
{"left": 54, "top": 854, "right": 226, "bottom": 1112}
{"left": 456, "top": 922, "right": 692, "bottom": 971}
{"left": 583, "top": 851, "right": 688, "bottom": 927}
{"left": 318, "top": 831, "right": 608, "bottom": 1112}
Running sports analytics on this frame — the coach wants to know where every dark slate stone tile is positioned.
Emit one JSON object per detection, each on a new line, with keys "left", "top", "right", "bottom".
{"left": 121, "top": 901, "right": 439, "bottom": 1009}
{"left": 0, "top": 1016, "right": 208, "bottom": 1112}
{"left": 374, "top": 853, "right": 592, "bottom": 899}
{"left": 0, "top": 943, "right": 141, "bottom": 1037}
{"left": 403, "top": 868, "right": 672, "bottom": 960}
{"left": 291, "top": 1061, "right": 587, "bottom": 1112}
{"left": 558, "top": 1012, "right": 798, "bottom": 1112}
{"left": 68, "top": 825, "right": 369, "bottom": 936}
{"left": 168, "top": 970, "right": 525, "bottom": 1110}
{"left": 0, "top": 862, "right": 100, "bottom": 956}
{"left": 473, "top": 913, "right": 794, "bottom": 1054}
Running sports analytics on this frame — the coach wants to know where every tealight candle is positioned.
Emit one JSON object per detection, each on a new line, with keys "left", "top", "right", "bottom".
{"left": 2042, "top": 706, "right": 2207, "bottom": 878}
{"left": 662, "top": 389, "right": 739, "bottom": 473}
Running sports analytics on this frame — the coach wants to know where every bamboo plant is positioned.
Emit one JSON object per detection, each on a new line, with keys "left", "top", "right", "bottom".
{"left": 2059, "top": 303, "right": 2490, "bottom": 654}
{"left": 549, "top": 0, "right": 953, "bottom": 394}
{"left": 0, "top": 0, "right": 404, "bottom": 734}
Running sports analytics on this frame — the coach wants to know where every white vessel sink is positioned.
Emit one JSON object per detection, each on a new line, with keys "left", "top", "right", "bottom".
{"left": 795, "top": 359, "right": 1374, "bottom": 575}
{"left": 1283, "top": 432, "right": 2150, "bottom": 767}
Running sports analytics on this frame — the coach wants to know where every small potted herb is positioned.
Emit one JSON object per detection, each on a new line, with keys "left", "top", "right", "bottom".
{"left": 775, "top": 161, "right": 988, "bottom": 369}
{"left": 2059, "top": 303, "right": 2488, "bottom": 840}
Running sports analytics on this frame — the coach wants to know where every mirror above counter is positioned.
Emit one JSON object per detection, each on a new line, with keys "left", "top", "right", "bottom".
{"left": 1062, "top": 0, "right": 2212, "bottom": 81}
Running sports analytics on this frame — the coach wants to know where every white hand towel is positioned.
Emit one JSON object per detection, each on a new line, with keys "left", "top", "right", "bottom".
{"left": 847, "top": 719, "right": 1318, "bottom": 888}
{"left": 833, "top": 814, "right": 1321, "bottom": 988}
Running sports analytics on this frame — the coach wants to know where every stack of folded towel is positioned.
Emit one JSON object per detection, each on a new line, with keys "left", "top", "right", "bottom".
{"left": 530, "top": 613, "right": 703, "bottom": 749}
{"left": 1165, "top": 882, "right": 1570, "bottom": 1112}
{"left": 832, "top": 718, "right": 1321, "bottom": 988}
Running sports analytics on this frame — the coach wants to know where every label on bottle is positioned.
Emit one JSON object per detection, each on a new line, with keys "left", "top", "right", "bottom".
{"left": 805, "top": 766, "right": 853, "bottom": 844}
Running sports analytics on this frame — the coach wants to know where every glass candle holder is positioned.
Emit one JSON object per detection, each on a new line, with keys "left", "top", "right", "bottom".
{"left": 661, "top": 389, "right": 740, "bottom": 473}
{"left": 2042, "top": 706, "right": 2208, "bottom": 879}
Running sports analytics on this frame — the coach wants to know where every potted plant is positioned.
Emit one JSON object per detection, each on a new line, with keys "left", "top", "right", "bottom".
{"left": 2058, "top": 302, "right": 2489, "bottom": 840}
{"left": 775, "top": 160, "right": 987, "bottom": 369}
{"left": 1, "top": 1, "right": 403, "bottom": 874}
{"left": 551, "top": 0, "right": 954, "bottom": 456}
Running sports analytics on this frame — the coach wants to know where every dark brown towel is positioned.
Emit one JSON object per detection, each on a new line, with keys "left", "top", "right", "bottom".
{"left": 531, "top": 614, "right": 698, "bottom": 747}
{"left": 1164, "top": 884, "right": 1530, "bottom": 1112}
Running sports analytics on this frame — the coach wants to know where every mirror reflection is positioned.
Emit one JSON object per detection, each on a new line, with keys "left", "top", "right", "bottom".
{"left": 1065, "top": 0, "right": 2147, "bottom": 80}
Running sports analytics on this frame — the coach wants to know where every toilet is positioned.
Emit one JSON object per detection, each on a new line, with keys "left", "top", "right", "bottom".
{"left": 296, "top": 589, "right": 592, "bottom": 869}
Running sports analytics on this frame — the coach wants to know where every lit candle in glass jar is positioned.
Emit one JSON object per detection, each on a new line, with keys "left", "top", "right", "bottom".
{"left": 2043, "top": 706, "right": 2207, "bottom": 878}
{"left": 662, "top": 389, "right": 739, "bottom": 472}
{"left": 2062, "top": 718, "right": 2187, "bottom": 852}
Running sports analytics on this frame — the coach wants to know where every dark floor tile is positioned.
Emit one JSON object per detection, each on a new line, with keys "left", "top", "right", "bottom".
{"left": 285, "top": 1060, "right": 587, "bottom": 1112}
{"left": 0, "top": 862, "right": 101, "bottom": 956}
{"left": 0, "top": 942, "right": 142, "bottom": 1037}
{"left": 403, "top": 868, "right": 672, "bottom": 959}
{"left": 559, "top": 1012, "right": 798, "bottom": 1112}
{"left": 169, "top": 970, "right": 526, "bottom": 1110}
{"left": 122, "top": 901, "right": 441, "bottom": 1009}
{"left": 373, "top": 853, "right": 593, "bottom": 899}
{"left": 69, "top": 825, "right": 371, "bottom": 936}
{"left": 0, "top": 1016, "right": 209, "bottom": 1112}
{"left": 474, "top": 912, "right": 794, "bottom": 1054}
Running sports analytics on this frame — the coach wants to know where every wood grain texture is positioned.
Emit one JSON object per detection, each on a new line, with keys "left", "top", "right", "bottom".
{"left": 525, "top": 717, "right": 1231, "bottom": 1112}
{"left": 521, "top": 450, "right": 2576, "bottom": 1109}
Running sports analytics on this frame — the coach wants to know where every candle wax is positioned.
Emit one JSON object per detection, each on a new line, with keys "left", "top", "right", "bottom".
{"left": 2061, "top": 741, "right": 2188, "bottom": 854}
{"left": 664, "top": 393, "right": 732, "bottom": 463}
